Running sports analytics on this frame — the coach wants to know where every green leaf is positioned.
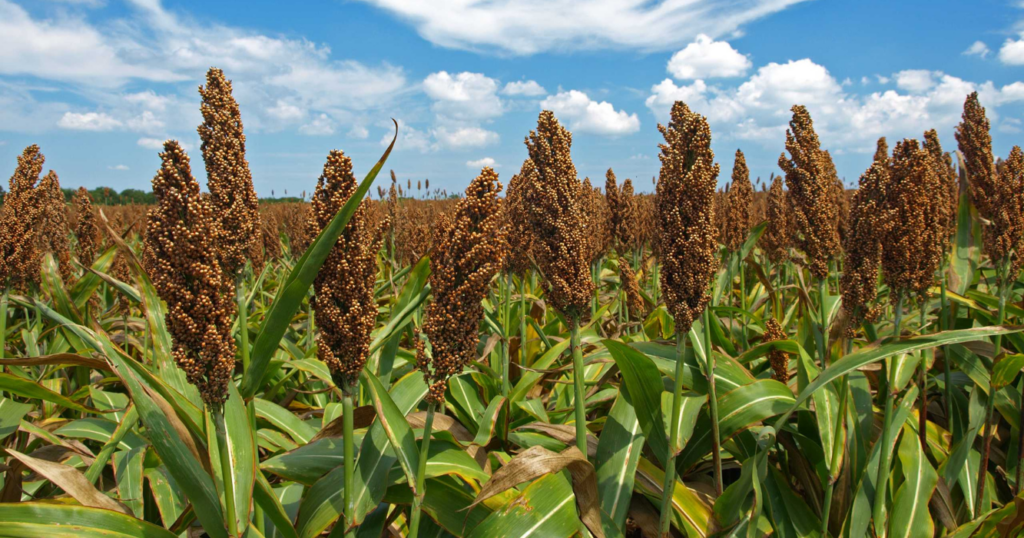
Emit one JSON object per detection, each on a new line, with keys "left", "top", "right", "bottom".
{"left": 363, "top": 369, "right": 420, "bottom": 494}
{"left": 254, "top": 399, "right": 317, "bottom": 445}
{"left": 992, "top": 353, "right": 1024, "bottom": 389}
{"left": 146, "top": 467, "right": 186, "bottom": 528}
{"left": 254, "top": 472, "right": 299, "bottom": 538}
{"left": 466, "top": 473, "right": 581, "bottom": 538}
{"left": 888, "top": 425, "right": 939, "bottom": 538}
{"left": 240, "top": 127, "right": 397, "bottom": 398}
{"left": 595, "top": 392, "right": 645, "bottom": 536}
{"left": 113, "top": 445, "right": 146, "bottom": 517}
{"left": 207, "top": 384, "right": 257, "bottom": 534}
{"left": 0, "top": 397, "right": 32, "bottom": 442}
{"left": 0, "top": 372, "right": 98, "bottom": 414}
{"left": 603, "top": 339, "right": 670, "bottom": 467}
{"left": 0, "top": 503, "right": 177, "bottom": 538}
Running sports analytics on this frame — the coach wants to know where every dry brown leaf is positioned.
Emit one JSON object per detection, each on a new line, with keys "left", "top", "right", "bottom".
{"left": 311, "top": 405, "right": 376, "bottom": 442}
{"left": 6, "top": 448, "right": 130, "bottom": 514}
{"left": 515, "top": 423, "right": 598, "bottom": 459}
{"left": 470, "top": 445, "right": 604, "bottom": 538}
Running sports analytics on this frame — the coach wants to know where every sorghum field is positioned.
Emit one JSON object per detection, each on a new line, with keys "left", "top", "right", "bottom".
{"left": 2, "top": 67, "right": 1024, "bottom": 538}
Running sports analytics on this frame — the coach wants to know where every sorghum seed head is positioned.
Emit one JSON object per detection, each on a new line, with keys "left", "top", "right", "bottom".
{"left": 198, "top": 67, "right": 262, "bottom": 277}
{"left": 502, "top": 159, "right": 534, "bottom": 277}
{"left": 764, "top": 317, "right": 789, "bottom": 383}
{"left": 724, "top": 149, "right": 753, "bottom": 252}
{"left": 307, "top": 150, "right": 388, "bottom": 392}
{"left": 840, "top": 160, "right": 892, "bottom": 333}
{"left": 144, "top": 140, "right": 236, "bottom": 405}
{"left": 418, "top": 167, "right": 506, "bottom": 404}
{"left": 778, "top": 105, "right": 841, "bottom": 280}
{"left": 0, "top": 145, "right": 44, "bottom": 288}
{"left": 923, "top": 129, "right": 959, "bottom": 241}
{"left": 74, "top": 187, "right": 99, "bottom": 271}
{"left": 655, "top": 101, "right": 719, "bottom": 334}
{"left": 619, "top": 261, "right": 645, "bottom": 319}
{"left": 523, "top": 111, "right": 594, "bottom": 325}
{"left": 34, "top": 170, "right": 72, "bottom": 282}
{"left": 759, "top": 175, "right": 789, "bottom": 264}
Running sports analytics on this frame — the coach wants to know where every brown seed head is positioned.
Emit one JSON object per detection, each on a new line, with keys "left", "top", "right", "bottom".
{"left": 0, "top": 145, "right": 44, "bottom": 287}
{"left": 502, "top": 159, "right": 534, "bottom": 276}
{"left": 307, "top": 150, "right": 388, "bottom": 391}
{"left": 778, "top": 105, "right": 841, "bottom": 279}
{"left": 73, "top": 187, "right": 98, "bottom": 270}
{"left": 759, "top": 175, "right": 789, "bottom": 263}
{"left": 198, "top": 67, "right": 262, "bottom": 277}
{"left": 581, "top": 177, "right": 613, "bottom": 264}
{"left": 724, "top": 149, "right": 753, "bottom": 252}
{"left": 34, "top": 171, "right": 72, "bottom": 282}
{"left": 523, "top": 111, "right": 594, "bottom": 324}
{"left": 417, "top": 168, "right": 506, "bottom": 404}
{"left": 840, "top": 160, "right": 892, "bottom": 333}
{"left": 619, "top": 261, "right": 645, "bottom": 319}
{"left": 654, "top": 101, "right": 719, "bottom": 333}
{"left": 873, "top": 137, "right": 889, "bottom": 164}
{"left": 764, "top": 317, "right": 789, "bottom": 383}
{"left": 880, "top": 139, "right": 947, "bottom": 304}
{"left": 923, "top": 129, "right": 959, "bottom": 241}
{"left": 144, "top": 141, "right": 236, "bottom": 405}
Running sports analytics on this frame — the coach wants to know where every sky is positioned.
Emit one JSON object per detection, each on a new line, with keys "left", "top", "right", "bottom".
{"left": 2, "top": 0, "right": 1024, "bottom": 197}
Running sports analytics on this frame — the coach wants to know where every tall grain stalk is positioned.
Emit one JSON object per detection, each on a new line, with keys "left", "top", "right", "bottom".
{"left": 144, "top": 140, "right": 237, "bottom": 536}
{"left": 412, "top": 168, "right": 505, "bottom": 537}
{"left": 873, "top": 297, "right": 904, "bottom": 537}
{"left": 305, "top": 149, "right": 387, "bottom": 538}
{"left": 778, "top": 105, "right": 844, "bottom": 532}
{"left": 653, "top": 101, "right": 719, "bottom": 536}
{"left": 956, "top": 93, "right": 1024, "bottom": 505}
{"left": 522, "top": 112, "right": 594, "bottom": 456}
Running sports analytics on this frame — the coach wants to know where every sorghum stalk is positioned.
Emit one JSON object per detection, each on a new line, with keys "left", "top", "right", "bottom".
{"left": 873, "top": 296, "right": 904, "bottom": 538}
{"left": 238, "top": 282, "right": 249, "bottom": 373}
{"left": 409, "top": 401, "right": 436, "bottom": 538}
{"left": 705, "top": 307, "right": 723, "bottom": 495}
{"left": 502, "top": 272, "right": 513, "bottom": 397}
{"left": 343, "top": 393, "right": 356, "bottom": 538}
{"left": 658, "top": 330, "right": 687, "bottom": 536}
{"left": 978, "top": 259, "right": 1009, "bottom": 513}
{"left": 213, "top": 405, "right": 238, "bottom": 537}
{"left": 570, "top": 317, "right": 587, "bottom": 454}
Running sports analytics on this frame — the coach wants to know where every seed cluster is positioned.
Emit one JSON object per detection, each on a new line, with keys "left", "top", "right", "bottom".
{"left": 840, "top": 160, "right": 892, "bottom": 333}
{"left": 73, "top": 187, "right": 98, "bottom": 270}
{"left": 724, "top": 149, "right": 753, "bottom": 252}
{"left": 0, "top": 145, "right": 44, "bottom": 289}
{"left": 880, "top": 139, "right": 948, "bottom": 304}
{"left": 619, "top": 261, "right": 645, "bottom": 319}
{"left": 764, "top": 317, "right": 789, "bottom": 383}
{"left": 502, "top": 159, "right": 534, "bottom": 277}
{"left": 307, "top": 150, "right": 388, "bottom": 392}
{"left": 198, "top": 68, "right": 262, "bottom": 277}
{"left": 523, "top": 111, "right": 594, "bottom": 324}
{"left": 654, "top": 101, "right": 719, "bottom": 334}
{"left": 759, "top": 176, "right": 789, "bottom": 263}
{"left": 144, "top": 141, "right": 236, "bottom": 405}
{"left": 923, "top": 129, "right": 959, "bottom": 241}
{"left": 873, "top": 137, "right": 889, "bottom": 164}
{"left": 417, "top": 168, "right": 505, "bottom": 404}
{"left": 35, "top": 170, "right": 72, "bottom": 282}
{"left": 581, "top": 177, "right": 613, "bottom": 265}
{"left": 606, "top": 169, "right": 639, "bottom": 254}
{"left": 778, "top": 106, "right": 841, "bottom": 280}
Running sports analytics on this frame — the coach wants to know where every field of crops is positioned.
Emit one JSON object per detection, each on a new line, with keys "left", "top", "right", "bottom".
{"left": 2, "top": 67, "right": 1024, "bottom": 538}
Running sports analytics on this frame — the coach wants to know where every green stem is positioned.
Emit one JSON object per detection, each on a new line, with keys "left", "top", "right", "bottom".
{"left": 819, "top": 275, "right": 848, "bottom": 535}
{"left": 343, "top": 392, "right": 356, "bottom": 538}
{"left": 502, "top": 273, "right": 512, "bottom": 398}
{"left": 85, "top": 405, "right": 139, "bottom": 484}
{"left": 739, "top": 257, "right": 747, "bottom": 351}
{"left": 409, "top": 402, "right": 436, "bottom": 538}
{"left": 705, "top": 307, "right": 723, "bottom": 495}
{"left": 919, "top": 306, "right": 928, "bottom": 450}
{"left": 238, "top": 281, "right": 250, "bottom": 374}
{"left": 978, "top": 260, "right": 1009, "bottom": 514}
{"left": 571, "top": 318, "right": 587, "bottom": 457}
{"left": 520, "top": 276, "right": 528, "bottom": 371}
{"left": 0, "top": 288, "right": 7, "bottom": 363}
{"left": 658, "top": 330, "right": 687, "bottom": 537}
{"left": 940, "top": 270, "right": 951, "bottom": 423}
{"left": 816, "top": 278, "right": 829, "bottom": 366}
{"left": 214, "top": 405, "right": 238, "bottom": 537}
{"left": 873, "top": 295, "right": 904, "bottom": 538}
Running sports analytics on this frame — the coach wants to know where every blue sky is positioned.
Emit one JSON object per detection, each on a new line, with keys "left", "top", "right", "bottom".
{"left": 2, "top": 0, "right": 1024, "bottom": 197}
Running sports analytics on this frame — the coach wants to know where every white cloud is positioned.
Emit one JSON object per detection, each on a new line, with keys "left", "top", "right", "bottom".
{"left": 964, "top": 40, "right": 991, "bottom": 58}
{"left": 57, "top": 111, "right": 123, "bottom": 131}
{"left": 381, "top": 122, "right": 433, "bottom": 153}
{"left": 894, "top": 70, "right": 938, "bottom": 93}
{"left": 666, "top": 34, "right": 751, "bottom": 80}
{"left": 876, "top": 75, "right": 890, "bottom": 84}
{"left": 433, "top": 126, "right": 500, "bottom": 148}
{"left": 137, "top": 137, "right": 166, "bottom": 149}
{"left": 466, "top": 157, "right": 497, "bottom": 168}
{"left": 541, "top": 90, "right": 640, "bottom": 136}
{"left": 423, "top": 71, "right": 503, "bottom": 121}
{"left": 299, "top": 114, "right": 335, "bottom": 135}
{"left": 502, "top": 80, "right": 546, "bottom": 96}
{"left": 0, "top": 0, "right": 407, "bottom": 137}
{"left": 347, "top": 125, "right": 369, "bottom": 139}
{"left": 1000, "top": 36, "right": 1024, "bottom": 65}
{"left": 353, "top": 0, "right": 807, "bottom": 54}
{"left": 107, "top": 164, "right": 129, "bottom": 171}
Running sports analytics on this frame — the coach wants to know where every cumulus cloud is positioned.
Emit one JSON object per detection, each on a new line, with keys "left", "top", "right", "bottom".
{"left": 347, "top": 125, "right": 369, "bottom": 139}
{"left": 433, "top": 126, "right": 500, "bottom": 148}
{"left": 466, "top": 157, "right": 497, "bottom": 168}
{"left": 894, "top": 70, "right": 938, "bottom": 92}
{"left": 667, "top": 34, "right": 751, "bottom": 79}
{"left": 423, "top": 71, "right": 503, "bottom": 121}
{"left": 57, "top": 111, "right": 123, "bottom": 131}
{"left": 502, "top": 80, "right": 546, "bottom": 96}
{"left": 1000, "top": 36, "right": 1024, "bottom": 65}
{"left": 964, "top": 41, "right": 991, "bottom": 58}
{"left": 645, "top": 57, "right": 1024, "bottom": 154}
{"left": 108, "top": 164, "right": 129, "bottom": 170}
{"left": 541, "top": 90, "right": 640, "bottom": 135}
{"left": 137, "top": 137, "right": 166, "bottom": 149}
{"left": 353, "top": 0, "right": 807, "bottom": 54}
{"left": 299, "top": 114, "right": 335, "bottom": 135}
